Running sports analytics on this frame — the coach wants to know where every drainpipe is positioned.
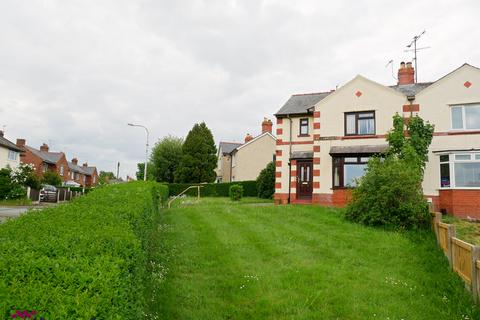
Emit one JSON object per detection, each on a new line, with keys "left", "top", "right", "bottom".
{"left": 229, "top": 152, "right": 233, "bottom": 182}
{"left": 287, "top": 115, "right": 293, "bottom": 204}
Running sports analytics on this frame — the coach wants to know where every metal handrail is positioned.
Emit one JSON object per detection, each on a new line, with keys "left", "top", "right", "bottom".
{"left": 167, "top": 185, "right": 202, "bottom": 208}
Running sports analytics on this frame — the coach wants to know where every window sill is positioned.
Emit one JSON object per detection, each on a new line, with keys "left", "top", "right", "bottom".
{"left": 331, "top": 187, "right": 355, "bottom": 190}
{"left": 297, "top": 134, "right": 311, "bottom": 137}
{"left": 446, "top": 130, "right": 480, "bottom": 135}
{"left": 439, "top": 187, "right": 480, "bottom": 190}
{"left": 342, "top": 134, "right": 378, "bottom": 140}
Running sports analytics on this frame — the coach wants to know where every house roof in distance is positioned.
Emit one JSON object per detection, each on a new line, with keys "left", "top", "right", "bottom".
{"left": 275, "top": 92, "right": 331, "bottom": 116}
{"left": 219, "top": 141, "right": 243, "bottom": 155}
{"left": 0, "top": 134, "right": 23, "bottom": 152}
{"left": 25, "top": 146, "right": 64, "bottom": 164}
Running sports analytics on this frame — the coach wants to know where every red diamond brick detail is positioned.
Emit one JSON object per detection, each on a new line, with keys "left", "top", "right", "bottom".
{"left": 464, "top": 81, "right": 472, "bottom": 88}
{"left": 355, "top": 91, "right": 362, "bottom": 97}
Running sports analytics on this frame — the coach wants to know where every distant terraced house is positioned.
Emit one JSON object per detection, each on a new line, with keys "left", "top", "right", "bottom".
{"left": 15, "top": 138, "right": 99, "bottom": 187}
{"left": 67, "top": 158, "right": 98, "bottom": 187}
{"left": 274, "top": 62, "right": 480, "bottom": 218}
{"left": 215, "top": 118, "right": 276, "bottom": 182}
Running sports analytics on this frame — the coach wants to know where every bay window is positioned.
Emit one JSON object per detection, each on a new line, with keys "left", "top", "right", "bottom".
{"left": 439, "top": 153, "right": 480, "bottom": 188}
{"left": 451, "top": 104, "right": 480, "bottom": 130}
{"left": 333, "top": 156, "right": 370, "bottom": 188}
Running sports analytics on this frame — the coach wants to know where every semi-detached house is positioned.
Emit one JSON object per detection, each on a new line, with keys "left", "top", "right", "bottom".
{"left": 274, "top": 62, "right": 480, "bottom": 218}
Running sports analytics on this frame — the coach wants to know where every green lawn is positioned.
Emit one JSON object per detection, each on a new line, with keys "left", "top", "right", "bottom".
{"left": 145, "top": 198, "right": 479, "bottom": 319}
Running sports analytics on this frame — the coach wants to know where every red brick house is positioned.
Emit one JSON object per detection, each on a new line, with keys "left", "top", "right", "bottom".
{"left": 16, "top": 140, "right": 69, "bottom": 183}
{"left": 68, "top": 158, "right": 98, "bottom": 187}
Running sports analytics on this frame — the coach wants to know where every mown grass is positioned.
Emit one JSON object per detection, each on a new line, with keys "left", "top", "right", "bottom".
{"left": 0, "top": 198, "right": 32, "bottom": 206}
{"left": 145, "top": 198, "right": 479, "bottom": 319}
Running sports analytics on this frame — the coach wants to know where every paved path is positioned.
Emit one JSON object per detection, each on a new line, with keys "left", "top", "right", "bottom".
{"left": 0, "top": 204, "right": 55, "bottom": 223}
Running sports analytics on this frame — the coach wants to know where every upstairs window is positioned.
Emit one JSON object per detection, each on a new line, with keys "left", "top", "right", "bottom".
{"left": 299, "top": 118, "right": 309, "bottom": 135}
{"left": 345, "top": 111, "right": 375, "bottom": 136}
{"left": 59, "top": 166, "right": 64, "bottom": 176}
{"left": 451, "top": 104, "right": 480, "bottom": 130}
{"left": 8, "top": 150, "right": 18, "bottom": 161}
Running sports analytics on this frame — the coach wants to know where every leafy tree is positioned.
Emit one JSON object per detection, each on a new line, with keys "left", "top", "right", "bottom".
{"left": 136, "top": 163, "right": 155, "bottom": 181}
{"left": 175, "top": 122, "right": 217, "bottom": 183}
{"left": 42, "top": 171, "right": 62, "bottom": 187}
{"left": 0, "top": 167, "right": 26, "bottom": 199}
{"left": 11, "top": 163, "right": 41, "bottom": 189}
{"left": 150, "top": 136, "right": 183, "bottom": 183}
{"left": 99, "top": 171, "right": 116, "bottom": 185}
{"left": 256, "top": 161, "right": 275, "bottom": 199}
{"left": 345, "top": 114, "right": 434, "bottom": 229}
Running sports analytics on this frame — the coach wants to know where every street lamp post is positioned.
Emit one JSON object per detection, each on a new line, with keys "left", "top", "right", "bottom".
{"left": 127, "top": 123, "right": 150, "bottom": 181}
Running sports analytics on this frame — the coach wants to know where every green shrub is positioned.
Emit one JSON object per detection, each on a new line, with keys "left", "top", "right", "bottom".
{"left": 0, "top": 181, "right": 166, "bottom": 318}
{"left": 0, "top": 168, "right": 26, "bottom": 200}
{"left": 345, "top": 156, "right": 430, "bottom": 229}
{"left": 256, "top": 161, "right": 275, "bottom": 199}
{"left": 345, "top": 114, "right": 434, "bottom": 230}
{"left": 41, "top": 171, "right": 62, "bottom": 187}
{"left": 168, "top": 180, "right": 257, "bottom": 197}
{"left": 229, "top": 184, "right": 243, "bottom": 201}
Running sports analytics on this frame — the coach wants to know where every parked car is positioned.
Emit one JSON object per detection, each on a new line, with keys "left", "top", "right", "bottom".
{"left": 40, "top": 185, "right": 57, "bottom": 202}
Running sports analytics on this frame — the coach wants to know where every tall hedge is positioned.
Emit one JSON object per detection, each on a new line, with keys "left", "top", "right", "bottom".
{"left": 0, "top": 181, "right": 168, "bottom": 319}
{"left": 168, "top": 180, "right": 257, "bottom": 197}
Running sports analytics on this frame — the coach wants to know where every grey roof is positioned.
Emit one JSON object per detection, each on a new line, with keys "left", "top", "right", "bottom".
{"left": 68, "top": 162, "right": 96, "bottom": 176}
{"left": 275, "top": 92, "right": 331, "bottom": 116}
{"left": 68, "top": 162, "right": 88, "bottom": 174}
{"left": 219, "top": 142, "right": 243, "bottom": 155}
{"left": 83, "top": 166, "right": 96, "bottom": 175}
{"left": 26, "top": 146, "right": 63, "bottom": 164}
{"left": 389, "top": 82, "right": 433, "bottom": 96}
{"left": 330, "top": 144, "right": 389, "bottom": 155}
{"left": 0, "top": 136, "right": 23, "bottom": 152}
{"left": 291, "top": 151, "right": 313, "bottom": 159}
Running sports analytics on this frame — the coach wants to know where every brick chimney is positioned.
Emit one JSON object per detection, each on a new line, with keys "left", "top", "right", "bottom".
{"left": 16, "top": 139, "right": 26, "bottom": 148}
{"left": 0, "top": 130, "right": 3, "bottom": 137}
{"left": 71, "top": 158, "right": 78, "bottom": 165}
{"left": 40, "top": 143, "right": 49, "bottom": 152}
{"left": 398, "top": 61, "right": 415, "bottom": 85}
{"left": 82, "top": 162, "right": 88, "bottom": 167}
{"left": 244, "top": 133, "right": 253, "bottom": 143}
{"left": 261, "top": 118, "right": 273, "bottom": 134}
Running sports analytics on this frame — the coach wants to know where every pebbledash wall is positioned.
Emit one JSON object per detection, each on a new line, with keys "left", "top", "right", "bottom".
{"left": 274, "top": 63, "right": 480, "bottom": 218}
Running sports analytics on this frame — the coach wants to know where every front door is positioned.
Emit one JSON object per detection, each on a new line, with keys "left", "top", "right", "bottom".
{"left": 296, "top": 160, "right": 313, "bottom": 199}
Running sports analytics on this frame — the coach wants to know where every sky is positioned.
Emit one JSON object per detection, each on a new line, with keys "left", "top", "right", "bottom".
{"left": 0, "top": 0, "right": 479, "bottom": 178}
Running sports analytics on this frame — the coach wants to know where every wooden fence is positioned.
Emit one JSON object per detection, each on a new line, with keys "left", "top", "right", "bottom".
{"left": 432, "top": 212, "right": 480, "bottom": 302}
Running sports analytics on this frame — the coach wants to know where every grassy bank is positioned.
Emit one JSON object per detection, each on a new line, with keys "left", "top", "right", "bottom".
{"left": 146, "top": 198, "right": 479, "bottom": 319}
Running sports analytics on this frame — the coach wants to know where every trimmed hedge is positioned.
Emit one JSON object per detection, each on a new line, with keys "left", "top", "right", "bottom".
{"left": 168, "top": 180, "right": 257, "bottom": 197}
{"left": 0, "top": 181, "right": 168, "bottom": 319}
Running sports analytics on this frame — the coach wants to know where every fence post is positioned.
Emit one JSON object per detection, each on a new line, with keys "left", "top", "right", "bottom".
{"left": 447, "top": 225, "right": 456, "bottom": 267}
{"left": 27, "top": 186, "right": 31, "bottom": 200}
{"left": 434, "top": 212, "right": 442, "bottom": 243}
{"left": 197, "top": 186, "right": 200, "bottom": 201}
{"left": 472, "top": 246, "right": 480, "bottom": 302}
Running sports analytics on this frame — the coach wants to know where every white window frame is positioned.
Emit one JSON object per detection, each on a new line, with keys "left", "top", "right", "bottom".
{"left": 450, "top": 103, "right": 480, "bottom": 131}
{"left": 59, "top": 166, "right": 64, "bottom": 176}
{"left": 439, "top": 152, "right": 480, "bottom": 189}
{"left": 7, "top": 150, "right": 18, "bottom": 161}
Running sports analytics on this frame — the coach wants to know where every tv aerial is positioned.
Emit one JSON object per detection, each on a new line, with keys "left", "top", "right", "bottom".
{"left": 404, "top": 30, "right": 430, "bottom": 83}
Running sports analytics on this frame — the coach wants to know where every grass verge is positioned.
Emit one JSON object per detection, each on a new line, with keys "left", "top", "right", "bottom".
{"left": 146, "top": 197, "right": 479, "bottom": 319}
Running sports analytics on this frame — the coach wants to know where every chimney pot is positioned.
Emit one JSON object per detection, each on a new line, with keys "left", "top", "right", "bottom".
{"left": 244, "top": 133, "right": 253, "bottom": 143}
{"left": 40, "top": 143, "right": 49, "bottom": 152}
{"left": 398, "top": 61, "right": 415, "bottom": 85}
{"left": 0, "top": 130, "right": 3, "bottom": 137}
{"left": 16, "top": 139, "right": 26, "bottom": 148}
{"left": 261, "top": 118, "right": 273, "bottom": 134}
{"left": 72, "top": 158, "right": 78, "bottom": 165}
{"left": 82, "top": 162, "right": 88, "bottom": 167}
